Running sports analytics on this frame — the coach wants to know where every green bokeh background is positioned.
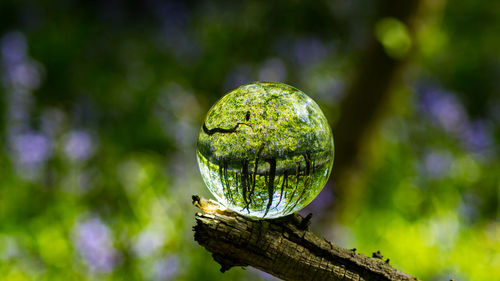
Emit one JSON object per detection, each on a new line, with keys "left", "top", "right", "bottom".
{"left": 0, "top": 1, "right": 499, "bottom": 280}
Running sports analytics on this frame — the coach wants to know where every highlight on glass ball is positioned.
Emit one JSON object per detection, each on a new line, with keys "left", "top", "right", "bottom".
{"left": 196, "top": 81, "right": 334, "bottom": 218}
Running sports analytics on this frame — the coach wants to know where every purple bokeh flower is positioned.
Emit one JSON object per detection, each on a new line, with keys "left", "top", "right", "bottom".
{"left": 133, "top": 228, "right": 165, "bottom": 258}
{"left": 224, "top": 64, "right": 254, "bottom": 91}
{"left": 292, "top": 37, "right": 328, "bottom": 66}
{"left": 418, "top": 85, "right": 495, "bottom": 156}
{"left": 419, "top": 88, "right": 467, "bottom": 134}
{"left": 421, "top": 150, "right": 452, "bottom": 179}
{"left": 64, "top": 130, "right": 95, "bottom": 162}
{"left": 10, "top": 131, "right": 52, "bottom": 166}
{"left": 151, "top": 255, "right": 180, "bottom": 281}
{"left": 9, "top": 60, "right": 42, "bottom": 90}
{"left": 2, "top": 31, "right": 43, "bottom": 90}
{"left": 1, "top": 32, "right": 26, "bottom": 65}
{"left": 74, "top": 217, "right": 120, "bottom": 273}
{"left": 461, "top": 120, "right": 493, "bottom": 154}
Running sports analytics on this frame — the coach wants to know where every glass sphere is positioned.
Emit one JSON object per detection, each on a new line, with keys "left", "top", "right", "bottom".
{"left": 197, "top": 82, "right": 334, "bottom": 218}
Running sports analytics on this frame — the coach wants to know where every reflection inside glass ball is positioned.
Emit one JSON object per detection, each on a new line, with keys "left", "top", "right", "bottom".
{"left": 197, "top": 82, "right": 334, "bottom": 218}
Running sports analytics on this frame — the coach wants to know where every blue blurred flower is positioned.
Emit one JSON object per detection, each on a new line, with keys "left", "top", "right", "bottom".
{"left": 461, "top": 120, "right": 493, "bottom": 155}
{"left": 418, "top": 85, "right": 495, "bottom": 157}
{"left": 422, "top": 150, "right": 452, "bottom": 179}
{"left": 224, "top": 64, "right": 254, "bottom": 91}
{"left": 10, "top": 131, "right": 52, "bottom": 169}
{"left": 1, "top": 31, "right": 26, "bottom": 65}
{"left": 74, "top": 217, "right": 119, "bottom": 273}
{"left": 151, "top": 255, "right": 180, "bottom": 281}
{"left": 133, "top": 228, "right": 165, "bottom": 258}
{"left": 8, "top": 60, "right": 43, "bottom": 90}
{"left": 64, "top": 130, "right": 95, "bottom": 162}
{"left": 2, "top": 31, "right": 43, "bottom": 91}
{"left": 419, "top": 88, "right": 467, "bottom": 134}
{"left": 292, "top": 37, "right": 328, "bottom": 66}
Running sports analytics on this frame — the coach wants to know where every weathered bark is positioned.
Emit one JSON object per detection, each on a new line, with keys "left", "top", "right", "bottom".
{"left": 192, "top": 195, "right": 420, "bottom": 281}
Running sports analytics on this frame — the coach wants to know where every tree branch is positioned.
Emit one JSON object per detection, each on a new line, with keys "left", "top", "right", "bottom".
{"left": 192, "top": 195, "right": 420, "bottom": 281}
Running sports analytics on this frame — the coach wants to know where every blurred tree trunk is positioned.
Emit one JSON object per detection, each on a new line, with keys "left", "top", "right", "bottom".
{"left": 331, "top": 0, "right": 437, "bottom": 220}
